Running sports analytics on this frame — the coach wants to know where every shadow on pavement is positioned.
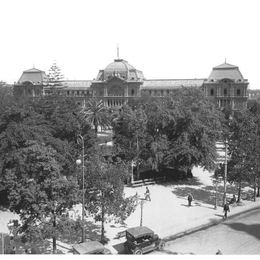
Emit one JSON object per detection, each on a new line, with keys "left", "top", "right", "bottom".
{"left": 60, "top": 220, "right": 101, "bottom": 244}
{"left": 159, "top": 176, "right": 203, "bottom": 187}
{"left": 224, "top": 222, "right": 260, "bottom": 240}
{"left": 172, "top": 186, "right": 217, "bottom": 207}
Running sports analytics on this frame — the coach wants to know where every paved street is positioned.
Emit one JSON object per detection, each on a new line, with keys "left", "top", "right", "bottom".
{"left": 157, "top": 208, "right": 260, "bottom": 255}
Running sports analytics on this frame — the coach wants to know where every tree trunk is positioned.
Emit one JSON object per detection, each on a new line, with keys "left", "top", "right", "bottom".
{"left": 94, "top": 124, "right": 98, "bottom": 135}
{"left": 237, "top": 179, "right": 242, "bottom": 203}
{"left": 53, "top": 214, "right": 57, "bottom": 254}
{"left": 101, "top": 202, "right": 105, "bottom": 243}
{"left": 253, "top": 175, "right": 257, "bottom": 202}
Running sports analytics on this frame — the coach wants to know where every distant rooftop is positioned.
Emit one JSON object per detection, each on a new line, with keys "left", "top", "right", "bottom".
{"left": 142, "top": 79, "right": 205, "bottom": 89}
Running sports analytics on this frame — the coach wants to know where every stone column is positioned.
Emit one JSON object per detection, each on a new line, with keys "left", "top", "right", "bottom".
{"left": 124, "top": 85, "right": 128, "bottom": 97}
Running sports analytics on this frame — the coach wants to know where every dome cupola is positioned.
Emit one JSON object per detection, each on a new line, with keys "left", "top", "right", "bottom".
{"left": 96, "top": 58, "right": 144, "bottom": 81}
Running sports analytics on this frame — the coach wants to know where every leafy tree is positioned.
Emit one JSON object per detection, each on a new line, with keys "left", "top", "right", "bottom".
{"left": 0, "top": 96, "right": 95, "bottom": 251}
{"left": 2, "top": 141, "right": 78, "bottom": 253}
{"left": 219, "top": 109, "right": 260, "bottom": 202}
{"left": 83, "top": 152, "right": 136, "bottom": 243}
{"left": 0, "top": 82, "right": 14, "bottom": 113}
{"left": 112, "top": 105, "right": 147, "bottom": 179}
{"left": 141, "top": 100, "right": 170, "bottom": 171}
{"left": 81, "top": 98, "right": 111, "bottom": 135}
{"left": 164, "top": 88, "right": 223, "bottom": 174}
{"left": 30, "top": 95, "right": 96, "bottom": 176}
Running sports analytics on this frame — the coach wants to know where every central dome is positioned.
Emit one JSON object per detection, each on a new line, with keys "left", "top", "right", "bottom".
{"left": 96, "top": 59, "right": 144, "bottom": 81}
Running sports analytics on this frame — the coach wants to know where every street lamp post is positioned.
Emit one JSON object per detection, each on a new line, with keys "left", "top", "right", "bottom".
{"left": 131, "top": 161, "right": 135, "bottom": 184}
{"left": 140, "top": 199, "right": 145, "bottom": 227}
{"left": 223, "top": 139, "right": 228, "bottom": 206}
{"left": 76, "top": 134, "right": 85, "bottom": 243}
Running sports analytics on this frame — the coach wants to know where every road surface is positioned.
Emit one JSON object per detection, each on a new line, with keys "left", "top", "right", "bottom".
{"left": 154, "top": 207, "right": 260, "bottom": 255}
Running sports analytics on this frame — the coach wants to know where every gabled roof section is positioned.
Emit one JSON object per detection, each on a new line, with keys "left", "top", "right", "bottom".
{"left": 141, "top": 79, "right": 205, "bottom": 89}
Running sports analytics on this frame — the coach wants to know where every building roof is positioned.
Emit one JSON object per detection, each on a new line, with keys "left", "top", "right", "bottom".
{"left": 96, "top": 59, "right": 144, "bottom": 81}
{"left": 18, "top": 67, "right": 48, "bottom": 84}
{"left": 141, "top": 79, "right": 205, "bottom": 89}
{"left": 63, "top": 80, "right": 92, "bottom": 89}
{"left": 207, "top": 62, "right": 246, "bottom": 82}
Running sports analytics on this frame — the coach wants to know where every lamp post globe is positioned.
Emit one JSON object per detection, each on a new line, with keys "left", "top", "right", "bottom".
{"left": 76, "top": 159, "right": 82, "bottom": 165}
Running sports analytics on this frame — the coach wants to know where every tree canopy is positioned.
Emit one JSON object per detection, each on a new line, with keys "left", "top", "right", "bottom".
{"left": 113, "top": 88, "right": 224, "bottom": 178}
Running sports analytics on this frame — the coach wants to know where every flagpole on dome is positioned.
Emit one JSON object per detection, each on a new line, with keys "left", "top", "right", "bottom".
{"left": 117, "top": 43, "right": 119, "bottom": 59}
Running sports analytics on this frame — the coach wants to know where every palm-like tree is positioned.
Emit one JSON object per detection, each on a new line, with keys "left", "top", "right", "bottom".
{"left": 81, "top": 98, "right": 111, "bottom": 135}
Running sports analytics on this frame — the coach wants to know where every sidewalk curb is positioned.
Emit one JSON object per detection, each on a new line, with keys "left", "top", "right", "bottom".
{"left": 163, "top": 204, "right": 260, "bottom": 243}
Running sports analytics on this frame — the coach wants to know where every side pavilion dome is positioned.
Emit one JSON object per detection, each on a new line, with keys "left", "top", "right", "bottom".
{"left": 207, "top": 62, "right": 246, "bottom": 83}
{"left": 18, "top": 68, "right": 48, "bottom": 84}
{"left": 96, "top": 59, "right": 144, "bottom": 81}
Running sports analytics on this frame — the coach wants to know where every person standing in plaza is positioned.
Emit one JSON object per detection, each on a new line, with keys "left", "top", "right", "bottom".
{"left": 223, "top": 202, "right": 230, "bottom": 219}
{"left": 187, "top": 193, "right": 193, "bottom": 206}
{"left": 144, "top": 187, "right": 151, "bottom": 201}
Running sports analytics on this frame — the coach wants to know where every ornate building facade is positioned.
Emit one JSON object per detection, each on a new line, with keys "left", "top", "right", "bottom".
{"left": 203, "top": 63, "right": 249, "bottom": 110}
{"left": 14, "top": 58, "right": 249, "bottom": 110}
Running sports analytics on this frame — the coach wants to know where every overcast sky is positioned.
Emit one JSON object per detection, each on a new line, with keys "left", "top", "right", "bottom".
{"left": 0, "top": 0, "right": 259, "bottom": 89}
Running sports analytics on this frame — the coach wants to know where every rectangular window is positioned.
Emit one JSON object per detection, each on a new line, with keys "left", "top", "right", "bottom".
{"left": 224, "top": 89, "right": 227, "bottom": 96}
{"left": 237, "top": 89, "right": 241, "bottom": 96}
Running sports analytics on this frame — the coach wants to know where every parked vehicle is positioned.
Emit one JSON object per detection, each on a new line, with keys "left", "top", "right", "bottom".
{"left": 124, "top": 226, "right": 165, "bottom": 254}
{"left": 72, "top": 241, "right": 111, "bottom": 254}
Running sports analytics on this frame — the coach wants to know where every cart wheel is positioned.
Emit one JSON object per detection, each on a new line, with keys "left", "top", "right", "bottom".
{"left": 158, "top": 241, "right": 165, "bottom": 250}
{"left": 133, "top": 249, "right": 142, "bottom": 254}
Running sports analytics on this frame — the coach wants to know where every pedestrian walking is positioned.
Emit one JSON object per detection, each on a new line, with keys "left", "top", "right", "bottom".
{"left": 187, "top": 193, "right": 193, "bottom": 206}
{"left": 216, "top": 249, "right": 223, "bottom": 255}
{"left": 144, "top": 187, "right": 151, "bottom": 201}
{"left": 223, "top": 203, "right": 230, "bottom": 219}
{"left": 230, "top": 194, "right": 236, "bottom": 204}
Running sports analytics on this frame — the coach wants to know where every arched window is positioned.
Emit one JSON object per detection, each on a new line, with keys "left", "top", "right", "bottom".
{"left": 237, "top": 89, "right": 241, "bottom": 96}
{"left": 210, "top": 89, "right": 214, "bottom": 96}
{"left": 131, "top": 89, "right": 135, "bottom": 96}
{"left": 224, "top": 88, "right": 227, "bottom": 96}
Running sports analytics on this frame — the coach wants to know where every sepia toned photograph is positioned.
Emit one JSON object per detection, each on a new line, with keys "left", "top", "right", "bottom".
{"left": 0, "top": 0, "right": 260, "bottom": 256}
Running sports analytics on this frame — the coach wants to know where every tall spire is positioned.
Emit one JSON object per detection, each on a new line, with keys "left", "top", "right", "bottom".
{"left": 117, "top": 43, "right": 119, "bottom": 59}
{"left": 225, "top": 58, "right": 227, "bottom": 64}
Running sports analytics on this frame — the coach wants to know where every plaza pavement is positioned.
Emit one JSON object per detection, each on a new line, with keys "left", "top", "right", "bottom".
{"left": 1, "top": 166, "right": 260, "bottom": 254}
